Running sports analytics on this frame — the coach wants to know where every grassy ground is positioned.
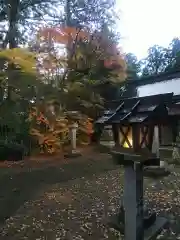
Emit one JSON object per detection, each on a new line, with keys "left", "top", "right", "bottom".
{"left": 0, "top": 149, "right": 179, "bottom": 239}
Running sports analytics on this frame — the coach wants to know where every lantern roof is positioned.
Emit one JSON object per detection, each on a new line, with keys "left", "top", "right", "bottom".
{"left": 96, "top": 93, "right": 173, "bottom": 125}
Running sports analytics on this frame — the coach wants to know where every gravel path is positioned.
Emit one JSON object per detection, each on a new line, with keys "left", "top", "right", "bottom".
{"left": 0, "top": 166, "right": 180, "bottom": 240}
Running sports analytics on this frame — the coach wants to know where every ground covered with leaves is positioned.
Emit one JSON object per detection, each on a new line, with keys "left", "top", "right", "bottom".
{"left": 0, "top": 151, "right": 179, "bottom": 239}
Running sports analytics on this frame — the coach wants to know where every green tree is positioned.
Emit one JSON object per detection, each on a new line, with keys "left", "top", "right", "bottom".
{"left": 141, "top": 45, "right": 168, "bottom": 76}
{"left": 165, "top": 38, "right": 180, "bottom": 72}
{"left": 64, "top": 0, "right": 117, "bottom": 29}
{"left": 0, "top": 0, "right": 62, "bottom": 48}
{"left": 125, "top": 53, "right": 141, "bottom": 80}
{"left": 139, "top": 39, "right": 180, "bottom": 76}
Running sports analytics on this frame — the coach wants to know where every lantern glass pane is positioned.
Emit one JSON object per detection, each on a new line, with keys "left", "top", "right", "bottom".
{"left": 119, "top": 126, "right": 133, "bottom": 148}
{"left": 140, "top": 126, "right": 149, "bottom": 148}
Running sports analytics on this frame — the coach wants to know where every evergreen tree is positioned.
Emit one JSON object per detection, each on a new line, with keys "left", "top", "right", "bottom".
{"left": 0, "top": 0, "right": 62, "bottom": 48}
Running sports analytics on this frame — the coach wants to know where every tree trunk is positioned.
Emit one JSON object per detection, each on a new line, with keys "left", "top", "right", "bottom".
{"left": 8, "top": 0, "right": 20, "bottom": 49}
{"left": 65, "top": 0, "right": 71, "bottom": 27}
{"left": 5, "top": 0, "right": 20, "bottom": 100}
{"left": 3, "top": 0, "right": 20, "bottom": 49}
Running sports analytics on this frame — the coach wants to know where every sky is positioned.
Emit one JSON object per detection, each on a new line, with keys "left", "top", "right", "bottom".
{"left": 118, "top": 0, "right": 180, "bottom": 60}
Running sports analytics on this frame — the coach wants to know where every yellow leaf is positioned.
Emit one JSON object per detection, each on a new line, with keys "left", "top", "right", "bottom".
{"left": 0, "top": 48, "right": 36, "bottom": 74}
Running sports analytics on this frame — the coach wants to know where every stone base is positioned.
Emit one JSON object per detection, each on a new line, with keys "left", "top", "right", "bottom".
{"left": 97, "top": 145, "right": 111, "bottom": 153}
{"left": 144, "top": 166, "right": 170, "bottom": 178}
{"left": 107, "top": 206, "right": 157, "bottom": 234}
{"left": 144, "top": 217, "right": 168, "bottom": 240}
{"left": 107, "top": 207, "right": 125, "bottom": 234}
{"left": 169, "top": 159, "right": 180, "bottom": 165}
{"left": 108, "top": 215, "right": 125, "bottom": 234}
{"left": 64, "top": 150, "right": 81, "bottom": 158}
{"left": 110, "top": 150, "right": 124, "bottom": 165}
{"left": 107, "top": 211, "right": 167, "bottom": 239}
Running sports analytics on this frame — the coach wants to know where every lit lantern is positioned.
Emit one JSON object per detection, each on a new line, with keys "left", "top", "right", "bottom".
{"left": 96, "top": 93, "right": 173, "bottom": 155}
{"left": 118, "top": 125, "right": 151, "bottom": 151}
{"left": 119, "top": 126, "right": 133, "bottom": 148}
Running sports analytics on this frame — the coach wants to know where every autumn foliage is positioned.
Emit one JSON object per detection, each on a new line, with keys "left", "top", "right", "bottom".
{"left": 0, "top": 24, "right": 127, "bottom": 157}
{"left": 28, "top": 107, "right": 68, "bottom": 154}
{"left": 38, "top": 27, "right": 90, "bottom": 45}
{"left": 28, "top": 106, "right": 94, "bottom": 154}
{"left": 38, "top": 26, "right": 127, "bottom": 77}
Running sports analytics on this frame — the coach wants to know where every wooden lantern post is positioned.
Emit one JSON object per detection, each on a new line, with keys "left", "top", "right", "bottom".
{"left": 96, "top": 93, "right": 173, "bottom": 240}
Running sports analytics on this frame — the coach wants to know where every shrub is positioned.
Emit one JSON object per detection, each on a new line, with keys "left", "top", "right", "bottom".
{"left": 0, "top": 140, "right": 25, "bottom": 161}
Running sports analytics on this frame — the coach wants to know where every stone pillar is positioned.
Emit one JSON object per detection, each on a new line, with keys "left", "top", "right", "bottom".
{"left": 145, "top": 125, "right": 170, "bottom": 178}
{"left": 172, "top": 145, "right": 180, "bottom": 163}
{"left": 70, "top": 122, "right": 78, "bottom": 153}
{"left": 64, "top": 122, "right": 81, "bottom": 158}
{"left": 172, "top": 134, "right": 180, "bottom": 164}
{"left": 152, "top": 125, "right": 162, "bottom": 164}
{"left": 152, "top": 125, "right": 159, "bottom": 157}
{"left": 100, "top": 125, "right": 115, "bottom": 149}
{"left": 124, "top": 162, "right": 144, "bottom": 240}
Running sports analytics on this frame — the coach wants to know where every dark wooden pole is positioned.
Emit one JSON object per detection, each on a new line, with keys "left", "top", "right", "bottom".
{"left": 124, "top": 161, "right": 144, "bottom": 240}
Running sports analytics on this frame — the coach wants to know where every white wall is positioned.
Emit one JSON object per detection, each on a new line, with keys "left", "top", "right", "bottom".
{"left": 137, "top": 78, "right": 180, "bottom": 97}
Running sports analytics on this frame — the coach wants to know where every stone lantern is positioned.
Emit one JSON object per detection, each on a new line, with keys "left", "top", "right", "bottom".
{"left": 96, "top": 93, "right": 173, "bottom": 240}
{"left": 64, "top": 122, "right": 81, "bottom": 158}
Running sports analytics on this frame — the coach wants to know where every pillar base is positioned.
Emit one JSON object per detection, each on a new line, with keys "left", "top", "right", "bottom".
{"left": 144, "top": 166, "right": 170, "bottom": 178}
{"left": 108, "top": 210, "right": 167, "bottom": 239}
{"left": 107, "top": 206, "right": 125, "bottom": 233}
{"left": 107, "top": 206, "right": 157, "bottom": 235}
{"left": 144, "top": 217, "right": 168, "bottom": 240}
{"left": 64, "top": 149, "right": 81, "bottom": 158}
{"left": 96, "top": 144, "right": 111, "bottom": 153}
